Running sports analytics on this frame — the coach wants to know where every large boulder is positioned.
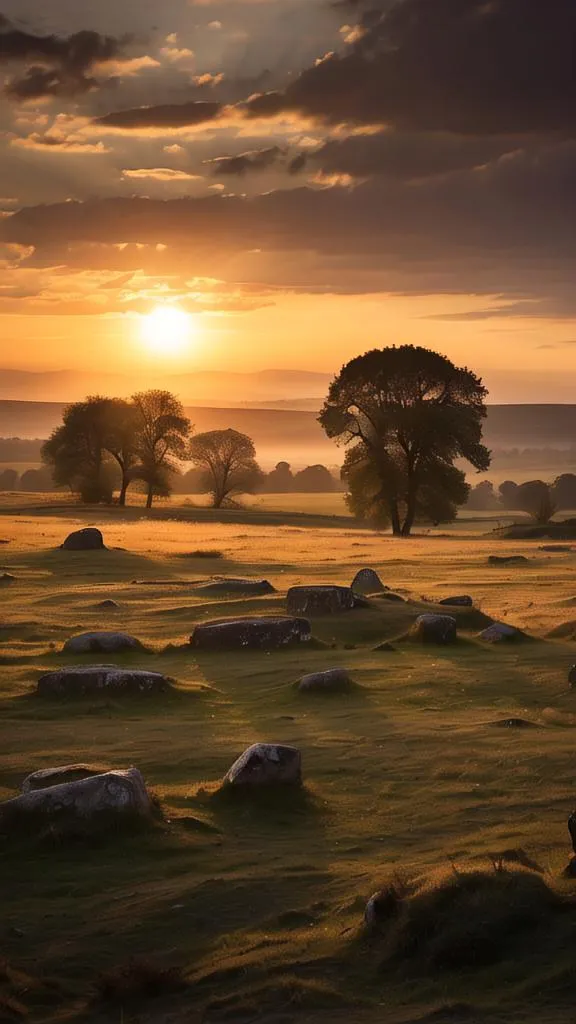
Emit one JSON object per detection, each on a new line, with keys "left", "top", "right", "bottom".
{"left": 22, "top": 764, "right": 108, "bottom": 793}
{"left": 62, "top": 632, "right": 144, "bottom": 654}
{"left": 0, "top": 768, "right": 152, "bottom": 830}
{"left": 351, "top": 568, "right": 386, "bottom": 595}
{"left": 439, "top": 595, "right": 473, "bottom": 608}
{"left": 223, "top": 743, "right": 302, "bottom": 787}
{"left": 479, "top": 622, "right": 522, "bottom": 643}
{"left": 191, "top": 616, "right": 311, "bottom": 650}
{"left": 411, "top": 614, "right": 457, "bottom": 644}
{"left": 287, "top": 585, "right": 356, "bottom": 616}
{"left": 37, "top": 665, "right": 171, "bottom": 697}
{"left": 487, "top": 555, "right": 528, "bottom": 566}
{"left": 193, "top": 578, "right": 275, "bottom": 597}
{"left": 61, "top": 528, "right": 105, "bottom": 551}
{"left": 296, "top": 668, "right": 354, "bottom": 694}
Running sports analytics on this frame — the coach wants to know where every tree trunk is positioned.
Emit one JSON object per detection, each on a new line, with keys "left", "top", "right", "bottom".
{"left": 119, "top": 478, "right": 128, "bottom": 506}
{"left": 401, "top": 483, "right": 417, "bottom": 537}
{"left": 390, "top": 499, "right": 402, "bottom": 536}
{"left": 146, "top": 484, "right": 153, "bottom": 509}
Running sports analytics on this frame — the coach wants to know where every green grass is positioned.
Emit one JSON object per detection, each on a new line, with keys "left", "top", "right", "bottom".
{"left": 2, "top": 503, "right": 576, "bottom": 1021}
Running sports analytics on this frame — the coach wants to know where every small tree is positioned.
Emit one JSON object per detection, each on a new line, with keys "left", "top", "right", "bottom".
{"left": 132, "top": 390, "right": 191, "bottom": 509}
{"left": 188, "top": 429, "right": 263, "bottom": 508}
{"left": 101, "top": 398, "right": 139, "bottom": 506}
{"left": 320, "top": 345, "right": 490, "bottom": 536}
{"left": 263, "top": 461, "right": 294, "bottom": 493}
{"left": 499, "top": 480, "right": 519, "bottom": 509}
{"left": 0, "top": 468, "right": 19, "bottom": 491}
{"left": 293, "top": 464, "right": 335, "bottom": 492}
{"left": 517, "top": 480, "right": 556, "bottom": 524}
{"left": 552, "top": 473, "right": 576, "bottom": 511}
{"left": 467, "top": 480, "right": 498, "bottom": 511}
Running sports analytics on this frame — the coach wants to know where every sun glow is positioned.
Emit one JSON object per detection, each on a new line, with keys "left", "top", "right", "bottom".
{"left": 140, "top": 305, "right": 194, "bottom": 356}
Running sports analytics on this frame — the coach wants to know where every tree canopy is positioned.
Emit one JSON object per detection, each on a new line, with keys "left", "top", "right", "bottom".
{"left": 319, "top": 345, "right": 490, "bottom": 535}
{"left": 188, "top": 428, "right": 263, "bottom": 508}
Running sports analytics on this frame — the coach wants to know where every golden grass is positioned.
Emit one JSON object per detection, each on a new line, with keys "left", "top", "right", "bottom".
{"left": 1, "top": 502, "right": 576, "bottom": 1021}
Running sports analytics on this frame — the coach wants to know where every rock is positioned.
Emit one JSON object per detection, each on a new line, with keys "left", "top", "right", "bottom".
{"left": 489, "top": 718, "right": 537, "bottom": 729}
{"left": 193, "top": 578, "right": 275, "bottom": 596}
{"left": 191, "top": 616, "right": 311, "bottom": 650}
{"left": 62, "top": 631, "right": 143, "bottom": 654}
{"left": 0, "top": 768, "right": 152, "bottom": 830}
{"left": 37, "top": 665, "right": 170, "bottom": 696}
{"left": 296, "top": 668, "right": 354, "bottom": 693}
{"left": 439, "top": 595, "right": 473, "bottom": 607}
{"left": 410, "top": 614, "right": 457, "bottom": 644}
{"left": 373, "top": 641, "right": 397, "bottom": 652}
{"left": 22, "top": 764, "right": 108, "bottom": 793}
{"left": 351, "top": 568, "right": 386, "bottom": 595}
{"left": 0, "top": 573, "right": 16, "bottom": 585}
{"left": 286, "top": 585, "right": 356, "bottom": 616}
{"left": 223, "top": 743, "right": 302, "bottom": 787}
{"left": 364, "top": 888, "right": 403, "bottom": 930}
{"left": 487, "top": 555, "right": 528, "bottom": 566}
{"left": 95, "top": 599, "right": 120, "bottom": 609}
{"left": 479, "top": 622, "right": 522, "bottom": 643}
{"left": 569, "top": 812, "right": 576, "bottom": 855}
{"left": 540, "top": 545, "right": 573, "bottom": 553}
{"left": 569, "top": 665, "right": 576, "bottom": 687}
{"left": 61, "top": 528, "right": 105, "bottom": 551}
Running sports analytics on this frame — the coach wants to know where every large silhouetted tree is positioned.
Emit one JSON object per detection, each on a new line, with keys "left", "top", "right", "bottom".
{"left": 188, "top": 429, "right": 263, "bottom": 508}
{"left": 42, "top": 396, "right": 117, "bottom": 503}
{"left": 319, "top": 345, "right": 490, "bottom": 535}
{"left": 132, "top": 390, "right": 191, "bottom": 508}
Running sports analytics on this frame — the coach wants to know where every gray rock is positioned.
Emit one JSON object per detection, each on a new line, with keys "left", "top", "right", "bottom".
{"left": 223, "top": 743, "right": 302, "bottom": 787}
{"left": 61, "top": 528, "right": 105, "bottom": 551}
{"left": 0, "top": 768, "right": 152, "bottom": 829}
{"left": 193, "top": 578, "right": 275, "bottom": 597}
{"left": 411, "top": 614, "right": 457, "bottom": 644}
{"left": 479, "top": 622, "right": 521, "bottom": 642}
{"left": 37, "top": 665, "right": 170, "bottom": 696}
{"left": 487, "top": 555, "right": 528, "bottom": 566}
{"left": 95, "top": 599, "right": 120, "bottom": 609}
{"left": 286, "top": 585, "right": 356, "bottom": 616}
{"left": 22, "top": 764, "right": 108, "bottom": 793}
{"left": 296, "top": 668, "right": 354, "bottom": 693}
{"left": 351, "top": 568, "right": 386, "bottom": 595}
{"left": 62, "top": 631, "right": 143, "bottom": 654}
{"left": 191, "top": 616, "right": 311, "bottom": 650}
{"left": 439, "top": 595, "right": 473, "bottom": 607}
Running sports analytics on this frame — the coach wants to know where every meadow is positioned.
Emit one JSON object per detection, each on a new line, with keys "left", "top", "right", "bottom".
{"left": 2, "top": 501, "right": 576, "bottom": 1022}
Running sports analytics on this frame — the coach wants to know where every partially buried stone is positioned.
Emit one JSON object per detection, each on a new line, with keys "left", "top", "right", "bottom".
{"left": 487, "top": 555, "right": 528, "bottom": 566}
{"left": 296, "top": 668, "right": 353, "bottom": 693}
{"left": 223, "top": 743, "right": 302, "bottom": 787}
{"left": 439, "top": 595, "right": 473, "bottom": 607}
{"left": 193, "top": 578, "right": 275, "bottom": 596}
{"left": 569, "top": 665, "right": 576, "bottom": 687}
{"left": 63, "top": 631, "right": 143, "bottom": 654}
{"left": 191, "top": 616, "right": 311, "bottom": 650}
{"left": 95, "top": 599, "right": 120, "bottom": 609}
{"left": 22, "top": 764, "right": 108, "bottom": 793}
{"left": 479, "top": 622, "right": 521, "bottom": 643}
{"left": 287, "top": 585, "right": 356, "bottom": 615}
{"left": 411, "top": 614, "right": 457, "bottom": 644}
{"left": 351, "top": 568, "right": 386, "bottom": 595}
{"left": 0, "top": 768, "right": 152, "bottom": 830}
{"left": 61, "top": 528, "right": 105, "bottom": 551}
{"left": 37, "top": 665, "right": 170, "bottom": 696}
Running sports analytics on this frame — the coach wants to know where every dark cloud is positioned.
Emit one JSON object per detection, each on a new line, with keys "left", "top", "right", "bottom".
{"left": 93, "top": 100, "right": 223, "bottom": 129}
{"left": 246, "top": 0, "right": 576, "bottom": 135}
{"left": 0, "top": 18, "right": 126, "bottom": 99}
{"left": 204, "top": 145, "right": 283, "bottom": 175}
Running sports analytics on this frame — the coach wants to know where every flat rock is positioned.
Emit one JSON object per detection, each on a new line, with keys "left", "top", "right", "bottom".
{"left": 373, "top": 641, "right": 397, "bottom": 652}
{"left": 489, "top": 718, "right": 537, "bottom": 729}
{"left": 95, "top": 599, "right": 120, "bottom": 609}
{"left": 191, "top": 616, "right": 311, "bottom": 650}
{"left": 540, "top": 545, "right": 573, "bottom": 553}
{"left": 223, "top": 743, "right": 302, "bottom": 787}
{"left": 37, "top": 665, "right": 170, "bottom": 696}
{"left": 487, "top": 555, "right": 528, "bottom": 566}
{"left": 286, "top": 585, "right": 356, "bottom": 616}
{"left": 0, "top": 768, "right": 152, "bottom": 830}
{"left": 411, "top": 614, "right": 457, "bottom": 644}
{"left": 22, "top": 764, "right": 108, "bottom": 793}
{"left": 62, "top": 631, "right": 143, "bottom": 654}
{"left": 193, "top": 578, "right": 275, "bottom": 596}
{"left": 61, "top": 528, "right": 105, "bottom": 551}
{"left": 296, "top": 668, "right": 354, "bottom": 693}
{"left": 479, "top": 622, "right": 522, "bottom": 642}
{"left": 351, "top": 568, "right": 386, "bottom": 595}
{"left": 439, "top": 595, "right": 473, "bottom": 607}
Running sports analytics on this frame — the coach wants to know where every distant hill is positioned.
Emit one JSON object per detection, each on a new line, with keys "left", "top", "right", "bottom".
{"left": 1, "top": 402, "right": 576, "bottom": 471}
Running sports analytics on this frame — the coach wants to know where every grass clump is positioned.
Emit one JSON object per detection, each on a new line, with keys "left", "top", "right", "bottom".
{"left": 94, "top": 957, "right": 187, "bottom": 1006}
{"left": 178, "top": 548, "right": 224, "bottom": 559}
{"left": 367, "top": 865, "right": 566, "bottom": 972}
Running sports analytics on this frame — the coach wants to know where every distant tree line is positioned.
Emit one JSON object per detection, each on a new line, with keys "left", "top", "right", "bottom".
{"left": 466, "top": 475, "right": 576, "bottom": 523}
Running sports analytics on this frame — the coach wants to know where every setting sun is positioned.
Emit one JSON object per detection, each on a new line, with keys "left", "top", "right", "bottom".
{"left": 140, "top": 305, "right": 194, "bottom": 356}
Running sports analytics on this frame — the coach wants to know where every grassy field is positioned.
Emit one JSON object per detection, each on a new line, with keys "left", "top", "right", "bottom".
{"left": 2, "top": 504, "right": 576, "bottom": 1022}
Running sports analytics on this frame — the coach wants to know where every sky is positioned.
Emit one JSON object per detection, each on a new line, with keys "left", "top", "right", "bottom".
{"left": 1, "top": 0, "right": 576, "bottom": 402}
